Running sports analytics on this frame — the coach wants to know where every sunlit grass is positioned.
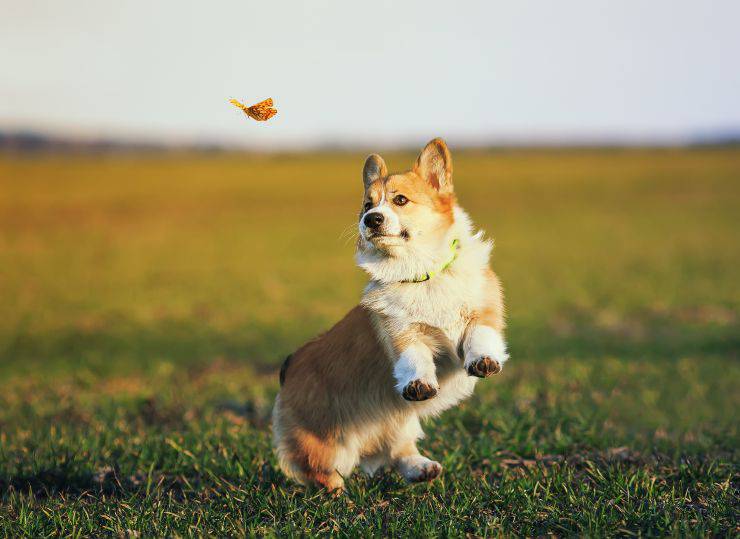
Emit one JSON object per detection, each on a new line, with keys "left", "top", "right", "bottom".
{"left": 0, "top": 148, "right": 738, "bottom": 535}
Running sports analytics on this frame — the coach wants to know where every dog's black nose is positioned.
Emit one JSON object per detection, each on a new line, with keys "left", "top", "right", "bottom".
{"left": 364, "top": 212, "right": 384, "bottom": 229}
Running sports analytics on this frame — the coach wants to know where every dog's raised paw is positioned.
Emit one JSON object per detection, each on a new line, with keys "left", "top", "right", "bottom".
{"left": 402, "top": 379, "right": 438, "bottom": 401}
{"left": 467, "top": 356, "right": 502, "bottom": 378}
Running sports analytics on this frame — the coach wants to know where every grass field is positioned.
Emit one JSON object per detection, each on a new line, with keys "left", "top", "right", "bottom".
{"left": 0, "top": 148, "right": 738, "bottom": 536}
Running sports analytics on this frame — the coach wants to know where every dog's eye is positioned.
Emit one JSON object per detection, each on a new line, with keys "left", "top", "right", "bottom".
{"left": 363, "top": 201, "right": 373, "bottom": 212}
{"left": 393, "top": 194, "right": 409, "bottom": 206}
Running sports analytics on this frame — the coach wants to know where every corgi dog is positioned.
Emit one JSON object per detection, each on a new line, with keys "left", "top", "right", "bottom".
{"left": 272, "top": 138, "right": 507, "bottom": 490}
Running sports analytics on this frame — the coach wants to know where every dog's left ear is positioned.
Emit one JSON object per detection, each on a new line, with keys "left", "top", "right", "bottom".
{"left": 414, "top": 138, "right": 453, "bottom": 193}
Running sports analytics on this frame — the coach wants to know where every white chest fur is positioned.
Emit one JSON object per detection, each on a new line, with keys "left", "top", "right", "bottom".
{"left": 360, "top": 207, "right": 493, "bottom": 349}
{"left": 357, "top": 207, "right": 496, "bottom": 416}
{"left": 362, "top": 264, "right": 485, "bottom": 347}
{"left": 358, "top": 208, "right": 495, "bottom": 419}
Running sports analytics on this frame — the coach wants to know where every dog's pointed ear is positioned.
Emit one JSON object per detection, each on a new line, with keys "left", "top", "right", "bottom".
{"left": 414, "top": 138, "right": 453, "bottom": 193}
{"left": 363, "top": 154, "right": 387, "bottom": 189}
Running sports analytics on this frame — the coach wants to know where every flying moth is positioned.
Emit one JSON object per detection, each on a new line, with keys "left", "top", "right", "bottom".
{"left": 229, "top": 97, "right": 277, "bottom": 122}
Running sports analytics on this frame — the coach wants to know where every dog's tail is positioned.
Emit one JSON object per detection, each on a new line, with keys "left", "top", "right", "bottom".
{"left": 279, "top": 354, "right": 293, "bottom": 386}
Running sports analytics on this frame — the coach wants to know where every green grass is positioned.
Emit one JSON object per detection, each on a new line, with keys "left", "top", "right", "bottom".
{"left": 0, "top": 148, "right": 738, "bottom": 536}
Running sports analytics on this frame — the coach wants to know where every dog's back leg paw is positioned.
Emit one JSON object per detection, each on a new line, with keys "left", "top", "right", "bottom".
{"left": 396, "top": 455, "right": 442, "bottom": 483}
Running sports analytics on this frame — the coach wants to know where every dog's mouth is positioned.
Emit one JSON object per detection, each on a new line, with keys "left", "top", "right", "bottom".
{"left": 366, "top": 229, "right": 410, "bottom": 242}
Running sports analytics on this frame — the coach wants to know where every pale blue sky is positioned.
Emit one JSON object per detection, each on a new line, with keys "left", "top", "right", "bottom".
{"left": 1, "top": 0, "right": 739, "bottom": 148}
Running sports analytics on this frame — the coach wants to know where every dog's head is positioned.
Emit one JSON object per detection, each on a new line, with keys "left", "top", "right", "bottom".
{"left": 357, "top": 138, "right": 456, "bottom": 263}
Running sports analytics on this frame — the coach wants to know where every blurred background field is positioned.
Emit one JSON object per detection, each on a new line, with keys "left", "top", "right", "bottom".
{"left": 0, "top": 148, "right": 738, "bottom": 534}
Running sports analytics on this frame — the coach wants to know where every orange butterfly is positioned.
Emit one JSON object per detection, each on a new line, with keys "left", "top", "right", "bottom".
{"left": 229, "top": 97, "right": 277, "bottom": 121}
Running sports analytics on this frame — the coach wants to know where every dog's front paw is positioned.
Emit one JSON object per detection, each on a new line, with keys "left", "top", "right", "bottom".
{"left": 466, "top": 356, "right": 502, "bottom": 378}
{"left": 401, "top": 379, "right": 438, "bottom": 401}
{"left": 463, "top": 326, "right": 508, "bottom": 378}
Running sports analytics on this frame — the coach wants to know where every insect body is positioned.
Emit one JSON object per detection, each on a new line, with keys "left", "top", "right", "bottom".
{"left": 229, "top": 98, "right": 277, "bottom": 121}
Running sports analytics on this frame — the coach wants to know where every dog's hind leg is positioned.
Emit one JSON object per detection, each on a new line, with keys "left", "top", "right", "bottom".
{"left": 390, "top": 415, "right": 442, "bottom": 483}
{"left": 280, "top": 428, "right": 349, "bottom": 492}
{"left": 304, "top": 468, "right": 345, "bottom": 492}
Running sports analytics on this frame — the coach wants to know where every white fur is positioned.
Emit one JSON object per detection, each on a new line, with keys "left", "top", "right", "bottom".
{"left": 359, "top": 186, "right": 404, "bottom": 241}
{"left": 360, "top": 414, "right": 425, "bottom": 476}
{"left": 416, "top": 370, "right": 477, "bottom": 418}
{"left": 396, "top": 455, "right": 442, "bottom": 482}
{"left": 361, "top": 206, "right": 492, "bottom": 338}
{"left": 394, "top": 342, "right": 438, "bottom": 393}
{"left": 357, "top": 411, "right": 432, "bottom": 482}
{"left": 360, "top": 206, "right": 500, "bottom": 419}
{"left": 464, "top": 325, "right": 509, "bottom": 370}
{"left": 360, "top": 205, "right": 402, "bottom": 238}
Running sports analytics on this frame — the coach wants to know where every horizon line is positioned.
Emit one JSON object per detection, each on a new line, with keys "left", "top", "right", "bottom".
{"left": 1, "top": 125, "right": 739, "bottom": 154}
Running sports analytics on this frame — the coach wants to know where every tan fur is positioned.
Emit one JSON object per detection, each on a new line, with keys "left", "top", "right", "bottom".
{"left": 468, "top": 269, "right": 506, "bottom": 332}
{"left": 273, "top": 138, "right": 507, "bottom": 490}
{"left": 274, "top": 306, "right": 416, "bottom": 488}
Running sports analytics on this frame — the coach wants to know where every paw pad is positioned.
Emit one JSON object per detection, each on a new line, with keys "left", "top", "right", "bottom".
{"left": 409, "top": 462, "right": 442, "bottom": 482}
{"left": 467, "top": 356, "right": 502, "bottom": 378}
{"left": 402, "top": 380, "right": 438, "bottom": 401}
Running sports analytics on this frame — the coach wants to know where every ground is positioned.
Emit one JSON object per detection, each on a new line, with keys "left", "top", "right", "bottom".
{"left": 0, "top": 148, "right": 738, "bottom": 535}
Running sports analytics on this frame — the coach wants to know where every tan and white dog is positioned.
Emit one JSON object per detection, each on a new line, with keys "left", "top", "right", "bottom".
{"left": 272, "top": 138, "right": 507, "bottom": 490}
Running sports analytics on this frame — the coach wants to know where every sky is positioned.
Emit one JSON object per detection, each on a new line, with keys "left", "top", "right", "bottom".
{"left": 1, "top": 0, "right": 739, "bottom": 149}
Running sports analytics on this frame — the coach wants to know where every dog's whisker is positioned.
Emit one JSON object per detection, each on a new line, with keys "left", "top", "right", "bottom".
{"left": 338, "top": 223, "right": 360, "bottom": 244}
{"left": 342, "top": 234, "right": 359, "bottom": 246}
{"left": 338, "top": 223, "right": 356, "bottom": 239}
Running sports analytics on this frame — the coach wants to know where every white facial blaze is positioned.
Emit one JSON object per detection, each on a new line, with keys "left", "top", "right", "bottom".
{"left": 358, "top": 186, "right": 402, "bottom": 240}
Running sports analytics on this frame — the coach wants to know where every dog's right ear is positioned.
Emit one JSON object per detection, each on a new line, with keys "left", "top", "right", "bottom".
{"left": 363, "top": 154, "right": 387, "bottom": 189}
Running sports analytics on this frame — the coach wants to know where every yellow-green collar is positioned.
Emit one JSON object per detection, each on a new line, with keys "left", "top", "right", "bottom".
{"left": 403, "top": 239, "right": 459, "bottom": 283}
